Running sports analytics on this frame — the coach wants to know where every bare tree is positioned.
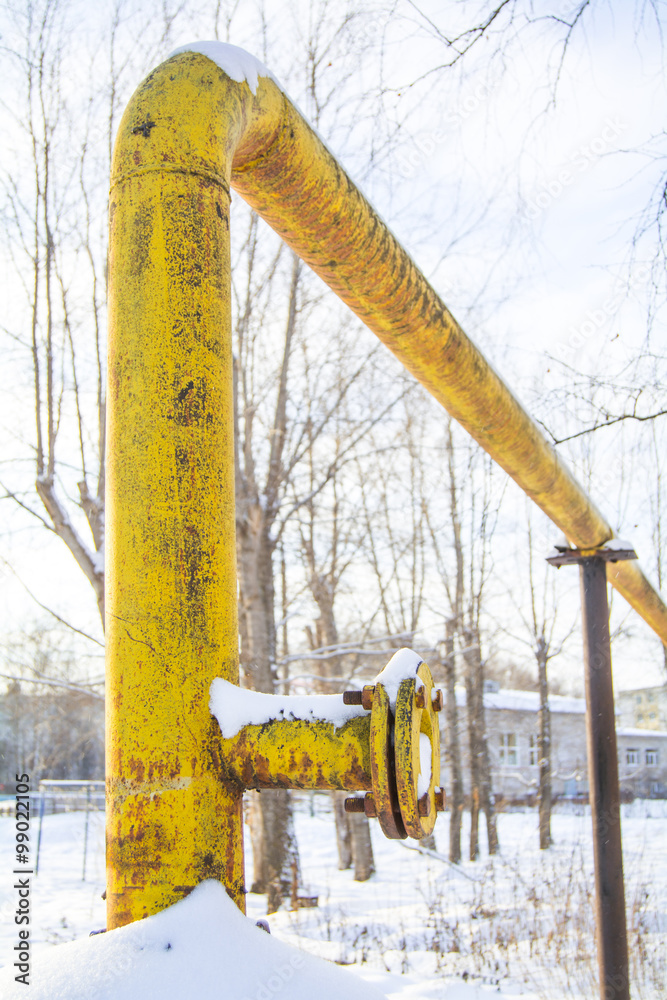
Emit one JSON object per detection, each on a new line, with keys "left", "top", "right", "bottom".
{"left": 0, "top": 0, "right": 188, "bottom": 624}
{"left": 1, "top": 0, "right": 105, "bottom": 617}
{"left": 427, "top": 422, "right": 465, "bottom": 863}
{"left": 298, "top": 435, "right": 375, "bottom": 881}
{"left": 424, "top": 419, "right": 501, "bottom": 859}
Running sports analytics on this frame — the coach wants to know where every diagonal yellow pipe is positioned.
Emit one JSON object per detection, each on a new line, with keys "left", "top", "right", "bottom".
{"left": 175, "top": 46, "right": 663, "bottom": 641}
{"left": 107, "top": 44, "right": 666, "bottom": 928}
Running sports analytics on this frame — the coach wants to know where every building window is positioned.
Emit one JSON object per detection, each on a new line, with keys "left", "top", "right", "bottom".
{"left": 500, "top": 733, "right": 518, "bottom": 766}
{"left": 649, "top": 713, "right": 656, "bottom": 720}
{"left": 637, "top": 714, "right": 644, "bottom": 723}
{"left": 626, "top": 748, "right": 639, "bottom": 766}
{"left": 529, "top": 735, "right": 537, "bottom": 766}
{"left": 645, "top": 749, "right": 658, "bottom": 766}
{"left": 635, "top": 694, "right": 642, "bottom": 704}
{"left": 648, "top": 692, "right": 655, "bottom": 702}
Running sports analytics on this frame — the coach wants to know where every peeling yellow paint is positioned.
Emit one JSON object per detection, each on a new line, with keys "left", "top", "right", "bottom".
{"left": 221, "top": 715, "right": 372, "bottom": 791}
{"left": 108, "top": 48, "right": 667, "bottom": 930}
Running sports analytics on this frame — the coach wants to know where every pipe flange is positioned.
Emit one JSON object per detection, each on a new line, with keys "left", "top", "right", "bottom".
{"left": 369, "top": 682, "right": 407, "bottom": 840}
{"left": 394, "top": 662, "right": 441, "bottom": 839}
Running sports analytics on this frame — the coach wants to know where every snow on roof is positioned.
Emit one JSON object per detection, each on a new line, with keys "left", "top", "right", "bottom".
{"left": 617, "top": 683, "right": 667, "bottom": 695}
{"left": 168, "top": 41, "right": 279, "bottom": 95}
{"left": 0, "top": 880, "right": 387, "bottom": 1000}
{"left": 454, "top": 686, "right": 586, "bottom": 715}
{"left": 210, "top": 678, "right": 365, "bottom": 739}
{"left": 616, "top": 727, "right": 667, "bottom": 739}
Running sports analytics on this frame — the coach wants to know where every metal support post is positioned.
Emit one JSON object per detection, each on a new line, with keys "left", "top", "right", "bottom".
{"left": 581, "top": 556, "right": 630, "bottom": 1000}
{"left": 547, "top": 545, "right": 635, "bottom": 1000}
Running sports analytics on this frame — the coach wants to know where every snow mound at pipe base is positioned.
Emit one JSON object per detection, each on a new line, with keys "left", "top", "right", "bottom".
{"left": 0, "top": 879, "right": 387, "bottom": 1000}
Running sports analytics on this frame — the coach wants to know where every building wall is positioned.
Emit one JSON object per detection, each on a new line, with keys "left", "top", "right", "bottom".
{"left": 439, "top": 687, "right": 667, "bottom": 802}
{"left": 616, "top": 685, "right": 667, "bottom": 732}
{"left": 616, "top": 728, "right": 667, "bottom": 797}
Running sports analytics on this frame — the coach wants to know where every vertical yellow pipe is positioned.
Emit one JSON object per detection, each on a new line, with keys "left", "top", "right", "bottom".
{"left": 106, "top": 65, "right": 244, "bottom": 927}
{"left": 107, "top": 46, "right": 667, "bottom": 929}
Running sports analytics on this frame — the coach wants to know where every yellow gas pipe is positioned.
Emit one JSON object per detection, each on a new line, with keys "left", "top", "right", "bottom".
{"left": 107, "top": 47, "right": 667, "bottom": 928}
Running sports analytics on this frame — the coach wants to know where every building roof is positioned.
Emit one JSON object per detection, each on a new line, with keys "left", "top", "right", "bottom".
{"left": 616, "top": 726, "right": 667, "bottom": 739}
{"left": 454, "top": 686, "right": 585, "bottom": 714}
{"left": 617, "top": 684, "right": 667, "bottom": 696}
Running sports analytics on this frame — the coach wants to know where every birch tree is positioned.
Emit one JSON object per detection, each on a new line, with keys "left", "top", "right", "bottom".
{"left": 0, "top": 0, "right": 186, "bottom": 624}
{"left": 425, "top": 421, "right": 501, "bottom": 860}
{"left": 297, "top": 430, "right": 375, "bottom": 880}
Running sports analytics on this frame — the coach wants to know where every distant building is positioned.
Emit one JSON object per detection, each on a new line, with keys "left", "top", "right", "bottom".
{"left": 616, "top": 684, "right": 667, "bottom": 732}
{"left": 616, "top": 727, "right": 667, "bottom": 798}
{"left": 439, "top": 684, "right": 667, "bottom": 802}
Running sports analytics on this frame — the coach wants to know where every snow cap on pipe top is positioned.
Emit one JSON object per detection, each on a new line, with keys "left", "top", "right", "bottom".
{"left": 169, "top": 41, "right": 279, "bottom": 95}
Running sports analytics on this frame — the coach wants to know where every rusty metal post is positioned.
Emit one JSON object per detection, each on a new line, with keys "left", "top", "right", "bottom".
{"left": 548, "top": 545, "right": 634, "bottom": 1000}
{"left": 580, "top": 556, "right": 630, "bottom": 1000}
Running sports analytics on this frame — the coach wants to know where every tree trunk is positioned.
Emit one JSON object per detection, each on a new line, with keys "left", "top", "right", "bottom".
{"left": 236, "top": 503, "right": 301, "bottom": 906}
{"left": 464, "top": 632, "right": 481, "bottom": 860}
{"left": 466, "top": 697, "right": 480, "bottom": 859}
{"left": 263, "top": 790, "right": 301, "bottom": 913}
{"left": 306, "top": 546, "right": 375, "bottom": 878}
{"left": 463, "top": 627, "right": 498, "bottom": 858}
{"left": 537, "top": 635, "right": 552, "bottom": 849}
{"left": 443, "top": 619, "right": 463, "bottom": 864}
{"left": 349, "top": 811, "right": 375, "bottom": 881}
{"left": 479, "top": 722, "right": 499, "bottom": 855}
{"left": 333, "top": 792, "right": 352, "bottom": 870}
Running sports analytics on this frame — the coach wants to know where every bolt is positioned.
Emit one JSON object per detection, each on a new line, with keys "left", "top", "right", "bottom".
{"left": 431, "top": 689, "right": 444, "bottom": 712}
{"left": 415, "top": 687, "right": 426, "bottom": 709}
{"left": 434, "top": 787, "right": 446, "bottom": 812}
{"left": 343, "top": 685, "right": 375, "bottom": 709}
{"left": 344, "top": 796, "right": 365, "bottom": 813}
{"left": 344, "top": 794, "right": 377, "bottom": 817}
{"left": 418, "top": 793, "right": 431, "bottom": 817}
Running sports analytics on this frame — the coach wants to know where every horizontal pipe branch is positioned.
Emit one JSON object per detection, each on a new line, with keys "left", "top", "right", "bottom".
{"left": 219, "top": 715, "right": 373, "bottom": 792}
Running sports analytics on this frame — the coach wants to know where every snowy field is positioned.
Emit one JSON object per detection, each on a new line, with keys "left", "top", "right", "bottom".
{"left": 0, "top": 796, "right": 665, "bottom": 998}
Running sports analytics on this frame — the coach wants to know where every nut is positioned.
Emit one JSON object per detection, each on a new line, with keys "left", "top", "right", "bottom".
{"left": 363, "top": 793, "right": 377, "bottom": 818}
{"left": 417, "top": 793, "right": 431, "bottom": 817}
{"left": 431, "top": 689, "right": 444, "bottom": 712}
{"left": 361, "top": 684, "right": 375, "bottom": 711}
{"left": 414, "top": 688, "right": 426, "bottom": 709}
{"left": 434, "top": 787, "right": 446, "bottom": 812}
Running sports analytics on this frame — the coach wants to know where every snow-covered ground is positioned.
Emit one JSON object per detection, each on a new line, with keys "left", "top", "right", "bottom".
{"left": 0, "top": 796, "right": 665, "bottom": 998}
